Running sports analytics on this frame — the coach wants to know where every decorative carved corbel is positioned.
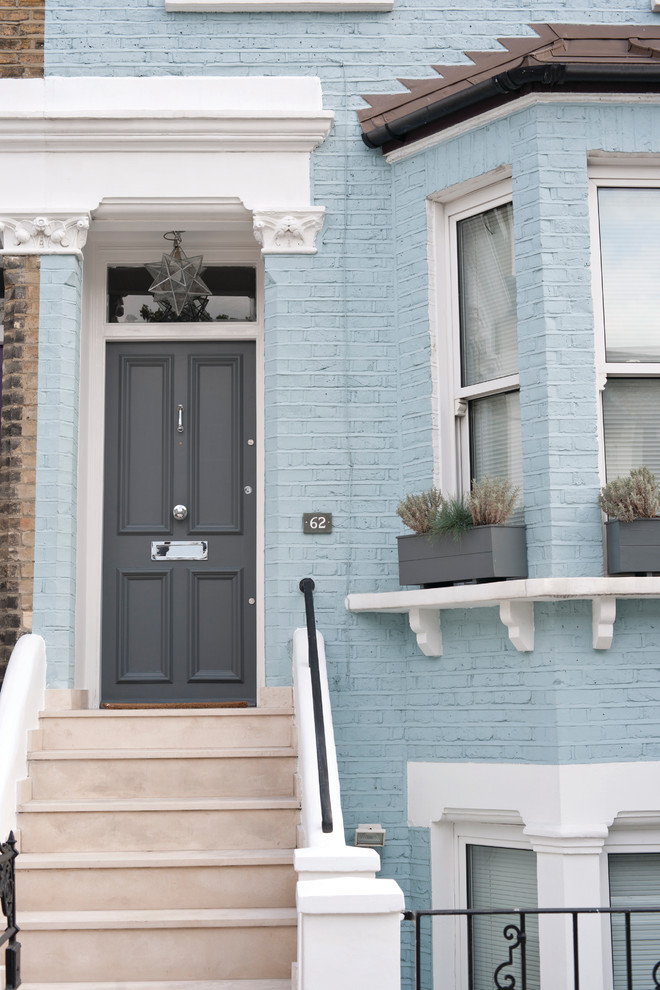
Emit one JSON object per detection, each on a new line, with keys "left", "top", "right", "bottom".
{"left": 0, "top": 215, "right": 90, "bottom": 255}
{"left": 408, "top": 607, "right": 443, "bottom": 657}
{"left": 252, "top": 208, "right": 325, "bottom": 254}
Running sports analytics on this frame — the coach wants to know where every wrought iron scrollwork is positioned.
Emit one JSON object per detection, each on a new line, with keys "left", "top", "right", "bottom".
{"left": 652, "top": 959, "right": 660, "bottom": 989}
{"left": 493, "top": 923, "right": 525, "bottom": 990}
{"left": 0, "top": 832, "right": 21, "bottom": 989}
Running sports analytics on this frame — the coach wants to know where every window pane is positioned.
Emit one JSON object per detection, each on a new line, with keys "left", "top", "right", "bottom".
{"left": 609, "top": 853, "right": 660, "bottom": 990}
{"left": 599, "top": 188, "right": 660, "bottom": 362}
{"left": 107, "top": 266, "right": 257, "bottom": 323}
{"left": 603, "top": 379, "right": 660, "bottom": 484}
{"left": 469, "top": 391, "right": 523, "bottom": 519}
{"left": 468, "top": 845, "right": 539, "bottom": 990}
{"left": 458, "top": 202, "right": 518, "bottom": 387}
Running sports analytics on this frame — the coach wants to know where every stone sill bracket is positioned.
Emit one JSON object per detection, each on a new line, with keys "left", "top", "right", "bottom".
{"left": 345, "top": 577, "right": 660, "bottom": 656}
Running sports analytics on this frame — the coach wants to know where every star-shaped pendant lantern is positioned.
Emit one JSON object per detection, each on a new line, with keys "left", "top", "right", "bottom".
{"left": 146, "top": 231, "right": 212, "bottom": 318}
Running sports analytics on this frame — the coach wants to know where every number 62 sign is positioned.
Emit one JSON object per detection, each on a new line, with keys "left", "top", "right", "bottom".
{"left": 302, "top": 513, "right": 333, "bottom": 534}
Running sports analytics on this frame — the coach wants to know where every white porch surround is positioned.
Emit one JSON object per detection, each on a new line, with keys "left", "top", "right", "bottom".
{"left": 0, "top": 75, "right": 333, "bottom": 702}
{"left": 346, "top": 576, "right": 660, "bottom": 655}
{"left": 409, "top": 760, "right": 660, "bottom": 990}
{"left": 0, "top": 76, "right": 332, "bottom": 251}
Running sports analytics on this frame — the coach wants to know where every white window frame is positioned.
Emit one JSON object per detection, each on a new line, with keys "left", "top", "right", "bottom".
{"left": 431, "top": 816, "right": 532, "bottom": 990}
{"left": 429, "top": 176, "right": 518, "bottom": 497}
{"left": 589, "top": 164, "right": 660, "bottom": 486}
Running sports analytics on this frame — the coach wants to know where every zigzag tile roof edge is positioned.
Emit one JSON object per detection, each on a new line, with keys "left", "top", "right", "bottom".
{"left": 359, "top": 23, "right": 660, "bottom": 150}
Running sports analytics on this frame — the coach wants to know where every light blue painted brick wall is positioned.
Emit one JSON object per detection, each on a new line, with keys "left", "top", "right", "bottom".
{"left": 32, "top": 255, "right": 83, "bottom": 688}
{"left": 37, "top": 1, "right": 660, "bottom": 960}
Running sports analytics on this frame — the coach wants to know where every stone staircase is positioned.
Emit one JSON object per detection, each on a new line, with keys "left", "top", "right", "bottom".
{"left": 14, "top": 694, "right": 299, "bottom": 989}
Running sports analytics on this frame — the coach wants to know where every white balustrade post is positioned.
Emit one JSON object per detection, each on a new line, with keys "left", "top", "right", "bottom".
{"left": 297, "top": 877, "right": 404, "bottom": 990}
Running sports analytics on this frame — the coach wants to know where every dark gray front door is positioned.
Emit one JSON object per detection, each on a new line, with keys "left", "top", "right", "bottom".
{"left": 102, "top": 341, "right": 256, "bottom": 705}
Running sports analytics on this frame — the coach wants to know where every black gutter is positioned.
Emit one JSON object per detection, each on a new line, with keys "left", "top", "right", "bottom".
{"left": 362, "top": 62, "right": 660, "bottom": 149}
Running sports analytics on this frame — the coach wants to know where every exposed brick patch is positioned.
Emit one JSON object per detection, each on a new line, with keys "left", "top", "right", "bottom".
{"left": 0, "top": 255, "right": 40, "bottom": 678}
{"left": 0, "top": 0, "right": 43, "bottom": 78}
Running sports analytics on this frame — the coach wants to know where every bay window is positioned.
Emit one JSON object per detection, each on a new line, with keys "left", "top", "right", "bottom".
{"left": 596, "top": 185, "right": 660, "bottom": 483}
{"left": 435, "top": 183, "right": 523, "bottom": 511}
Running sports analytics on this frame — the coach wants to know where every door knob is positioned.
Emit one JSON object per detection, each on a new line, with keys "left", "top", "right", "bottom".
{"left": 172, "top": 504, "right": 188, "bottom": 521}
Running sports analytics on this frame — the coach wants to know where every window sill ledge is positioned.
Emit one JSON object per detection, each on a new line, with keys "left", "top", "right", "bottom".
{"left": 165, "top": 1, "right": 392, "bottom": 10}
{"left": 345, "top": 577, "right": 660, "bottom": 656}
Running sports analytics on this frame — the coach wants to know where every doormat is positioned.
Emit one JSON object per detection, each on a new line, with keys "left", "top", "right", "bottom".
{"left": 101, "top": 702, "right": 250, "bottom": 709}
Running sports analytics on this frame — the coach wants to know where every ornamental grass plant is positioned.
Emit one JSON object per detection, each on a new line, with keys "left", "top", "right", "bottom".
{"left": 396, "top": 487, "right": 444, "bottom": 535}
{"left": 466, "top": 476, "right": 520, "bottom": 526}
{"left": 397, "top": 477, "right": 519, "bottom": 539}
{"left": 598, "top": 466, "right": 660, "bottom": 522}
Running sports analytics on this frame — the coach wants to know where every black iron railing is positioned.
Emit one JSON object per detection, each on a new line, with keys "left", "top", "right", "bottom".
{"left": 405, "top": 905, "right": 660, "bottom": 990}
{"left": 299, "top": 578, "right": 333, "bottom": 833}
{"left": 0, "top": 832, "right": 20, "bottom": 989}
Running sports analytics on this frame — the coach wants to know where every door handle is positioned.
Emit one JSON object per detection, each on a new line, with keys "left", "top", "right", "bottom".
{"left": 172, "top": 504, "right": 188, "bottom": 521}
{"left": 177, "top": 404, "right": 184, "bottom": 433}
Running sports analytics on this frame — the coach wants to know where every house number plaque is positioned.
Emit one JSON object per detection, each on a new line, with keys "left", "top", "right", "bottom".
{"left": 302, "top": 513, "right": 332, "bottom": 534}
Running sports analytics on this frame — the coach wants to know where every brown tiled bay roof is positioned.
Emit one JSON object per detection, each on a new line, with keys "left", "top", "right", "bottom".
{"left": 359, "top": 24, "right": 660, "bottom": 151}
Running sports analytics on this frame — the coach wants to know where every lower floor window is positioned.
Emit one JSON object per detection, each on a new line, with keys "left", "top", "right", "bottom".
{"left": 467, "top": 844, "right": 539, "bottom": 990}
{"left": 609, "top": 853, "right": 660, "bottom": 990}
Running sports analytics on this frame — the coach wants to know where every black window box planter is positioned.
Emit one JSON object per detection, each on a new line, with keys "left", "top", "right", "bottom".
{"left": 397, "top": 525, "right": 528, "bottom": 587}
{"left": 606, "top": 519, "right": 660, "bottom": 575}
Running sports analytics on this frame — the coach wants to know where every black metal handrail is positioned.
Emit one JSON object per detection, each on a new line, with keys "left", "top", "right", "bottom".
{"left": 299, "top": 578, "right": 333, "bottom": 833}
{"left": 405, "top": 905, "right": 660, "bottom": 990}
{"left": 0, "top": 832, "right": 21, "bottom": 989}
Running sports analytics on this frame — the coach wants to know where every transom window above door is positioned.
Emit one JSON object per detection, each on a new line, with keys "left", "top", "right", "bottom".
{"left": 107, "top": 265, "right": 257, "bottom": 324}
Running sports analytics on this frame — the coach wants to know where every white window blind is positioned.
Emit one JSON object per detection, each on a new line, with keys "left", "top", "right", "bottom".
{"left": 468, "top": 844, "right": 539, "bottom": 990}
{"left": 455, "top": 200, "right": 523, "bottom": 513}
{"left": 469, "top": 392, "right": 523, "bottom": 492}
{"left": 603, "top": 379, "right": 660, "bottom": 482}
{"left": 609, "top": 853, "right": 660, "bottom": 990}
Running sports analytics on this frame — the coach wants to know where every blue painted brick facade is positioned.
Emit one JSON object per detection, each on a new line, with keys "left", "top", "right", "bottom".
{"left": 33, "top": 2, "right": 660, "bottom": 967}
{"left": 33, "top": 255, "right": 83, "bottom": 688}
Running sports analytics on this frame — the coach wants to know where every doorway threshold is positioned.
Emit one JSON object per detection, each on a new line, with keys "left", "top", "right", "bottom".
{"left": 101, "top": 702, "right": 250, "bottom": 710}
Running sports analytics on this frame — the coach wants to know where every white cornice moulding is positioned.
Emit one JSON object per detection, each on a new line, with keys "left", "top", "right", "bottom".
{"left": 407, "top": 761, "right": 660, "bottom": 834}
{"left": 0, "top": 215, "right": 90, "bottom": 255}
{"left": 0, "top": 116, "right": 334, "bottom": 155}
{"left": 166, "top": 0, "right": 392, "bottom": 9}
{"left": 0, "top": 77, "right": 334, "bottom": 155}
{"left": 253, "top": 208, "right": 325, "bottom": 254}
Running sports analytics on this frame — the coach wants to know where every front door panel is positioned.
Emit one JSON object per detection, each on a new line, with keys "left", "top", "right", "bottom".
{"left": 102, "top": 341, "right": 256, "bottom": 704}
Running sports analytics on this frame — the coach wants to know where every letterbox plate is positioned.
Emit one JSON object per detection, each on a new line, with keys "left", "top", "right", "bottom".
{"left": 151, "top": 541, "right": 208, "bottom": 561}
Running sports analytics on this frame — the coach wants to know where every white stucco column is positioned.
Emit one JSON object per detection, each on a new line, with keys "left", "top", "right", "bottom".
{"left": 525, "top": 829, "right": 610, "bottom": 990}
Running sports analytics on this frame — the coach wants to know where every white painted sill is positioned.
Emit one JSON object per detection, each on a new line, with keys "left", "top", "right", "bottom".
{"left": 165, "top": 0, "right": 392, "bottom": 10}
{"left": 345, "top": 577, "right": 660, "bottom": 656}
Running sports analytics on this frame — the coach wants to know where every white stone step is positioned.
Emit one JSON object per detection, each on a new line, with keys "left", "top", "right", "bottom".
{"left": 19, "top": 909, "right": 297, "bottom": 983}
{"left": 20, "top": 982, "right": 291, "bottom": 990}
{"left": 18, "top": 798, "right": 300, "bottom": 853}
{"left": 17, "top": 848, "right": 296, "bottom": 911}
{"left": 35, "top": 710, "right": 295, "bottom": 752}
{"left": 26, "top": 749, "right": 297, "bottom": 800}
